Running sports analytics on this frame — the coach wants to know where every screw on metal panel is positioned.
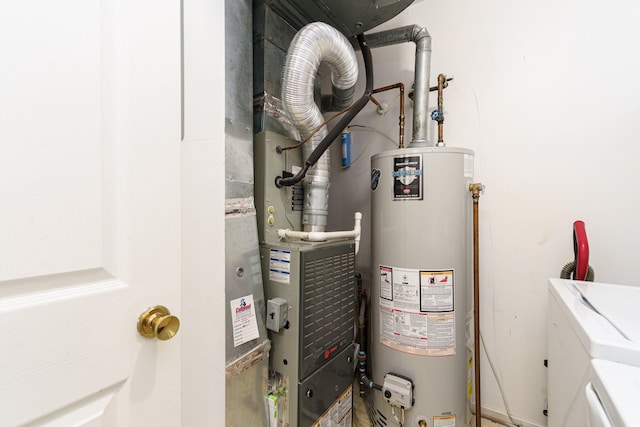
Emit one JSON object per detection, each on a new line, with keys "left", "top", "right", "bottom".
{"left": 235, "top": 267, "right": 244, "bottom": 277}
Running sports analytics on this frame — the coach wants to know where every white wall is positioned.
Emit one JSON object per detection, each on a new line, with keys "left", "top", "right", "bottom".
{"left": 182, "top": 0, "right": 226, "bottom": 425}
{"left": 328, "top": 1, "right": 640, "bottom": 425}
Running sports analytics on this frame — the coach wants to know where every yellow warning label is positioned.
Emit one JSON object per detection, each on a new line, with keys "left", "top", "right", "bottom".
{"left": 434, "top": 415, "right": 456, "bottom": 427}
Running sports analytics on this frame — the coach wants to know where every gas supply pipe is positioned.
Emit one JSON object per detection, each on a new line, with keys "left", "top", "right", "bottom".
{"left": 469, "top": 182, "right": 484, "bottom": 427}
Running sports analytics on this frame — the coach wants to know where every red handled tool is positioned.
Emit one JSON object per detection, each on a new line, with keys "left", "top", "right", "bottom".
{"left": 572, "top": 220, "right": 589, "bottom": 281}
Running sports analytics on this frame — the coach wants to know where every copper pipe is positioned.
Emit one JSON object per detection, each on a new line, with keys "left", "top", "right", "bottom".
{"left": 436, "top": 74, "right": 447, "bottom": 146}
{"left": 371, "top": 83, "right": 405, "bottom": 148}
{"left": 469, "top": 183, "right": 483, "bottom": 427}
{"left": 369, "top": 95, "right": 383, "bottom": 109}
{"left": 405, "top": 76, "right": 453, "bottom": 98}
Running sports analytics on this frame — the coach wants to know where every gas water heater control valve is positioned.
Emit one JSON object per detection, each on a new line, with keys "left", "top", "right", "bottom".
{"left": 382, "top": 373, "right": 414, "bottom": 409}
{"left": 266, "top": 298, "right": 288, "bottom": 333}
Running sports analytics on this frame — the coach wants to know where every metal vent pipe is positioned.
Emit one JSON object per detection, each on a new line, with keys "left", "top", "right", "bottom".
{"left": 281, "top": 22, "right": 359, "bottom": 232}
{"left": 366, "top": 25, "right": 432, "bottom": 147}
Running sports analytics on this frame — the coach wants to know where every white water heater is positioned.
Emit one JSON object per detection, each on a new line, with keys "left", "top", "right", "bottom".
{"left": 370, "top": 146, "right": 474, "bottom": 427}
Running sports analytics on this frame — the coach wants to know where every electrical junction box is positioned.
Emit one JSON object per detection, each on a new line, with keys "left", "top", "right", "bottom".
{"left": 266, "top": 297, "right": 288, "bottom": 332}
{"left": 383, "top": 373, "right": 414, "bottom": 409}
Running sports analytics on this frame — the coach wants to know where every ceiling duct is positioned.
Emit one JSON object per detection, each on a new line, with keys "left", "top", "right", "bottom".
{"left": 265, "top": 0, "right": 414, "bottom": 37}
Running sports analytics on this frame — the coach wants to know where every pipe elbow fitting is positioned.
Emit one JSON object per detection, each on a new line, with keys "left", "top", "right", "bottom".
{"left": 411, "top": 25, "right": 431, "bottom": 45}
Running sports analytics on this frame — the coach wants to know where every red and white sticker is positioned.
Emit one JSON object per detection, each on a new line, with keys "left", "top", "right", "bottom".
{"left": 379, "top": 266, "right": 456, "bottom": 356}
{"left": 230, "top": 294, "right": 260, "bottom": 347}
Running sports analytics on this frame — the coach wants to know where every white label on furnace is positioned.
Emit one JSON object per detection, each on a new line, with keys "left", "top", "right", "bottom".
{"left": 230, "top": 294, "right": 260, "bottom": 347}
{"left": 379, "top": 266, "right": 456, "bottom": 356}
{"left": 312, "top": 385, "right": 352, "bottom": 427}
{"left": 434, "top": 415, "right": 456, "bottom": 427}
{"left": 269, "top": 249, "right": 291, "bottom": 284}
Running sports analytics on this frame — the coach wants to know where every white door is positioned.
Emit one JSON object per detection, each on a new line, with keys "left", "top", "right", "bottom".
{"left": 0, "top": 1, "right": 185, "bottom": 425}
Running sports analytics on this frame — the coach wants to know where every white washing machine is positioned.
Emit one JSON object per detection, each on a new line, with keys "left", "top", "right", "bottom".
{"left": 586, "top": 359, "right": 640, "bottom": 427}
{"left": 547, "top": 278, "right": 640, "bottom": 427}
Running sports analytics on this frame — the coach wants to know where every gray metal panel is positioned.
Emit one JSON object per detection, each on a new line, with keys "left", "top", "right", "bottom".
{"left": 254, "top": 131, "right": 303, "bottom": 245}
{"left": 261, "top": 242, "right": 303, "bottom": 380}
{"left": 225, "top": 214, "right": 269, "bottom": 359}
{"left": 256, "top": 27, "right": 289, "bottom": 97}
{"left": 226, "top": 0, "right": 255, "bottom": 198}
{"left": 253, "top": 1, "right": 298, "bottom": 135}
{"left": 226, "top": 354, "right": 270, "bottom": 427}
{"left": 298, "top": 344, "right": 355, "bottom": 427}
{"left": 261, "top": 241, "right": 356, "bottom": 425}
{"left": 225, "top": 136, "right": 255, "bottom": 200}
{"left": 266, "top": 0, "right": 414, "bottom": 38}
{"left": 225, "top": 7, "right": 269, "bottom": 427}
{"left": 226, "top": 0, "right": 253, "bottom": 131}
{"left": 253, "top": 2, "right": 296, "bottom": 95}
{"left": 261, "top": 243, "right": 303, "bottom": 424}
{"left": 261, "top": 242, "right": 355, "bottom": 379}
{"left": 300, "top": 243, "right": 355, "bottom": 379}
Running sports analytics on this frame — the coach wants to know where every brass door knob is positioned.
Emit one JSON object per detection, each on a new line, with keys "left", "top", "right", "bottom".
{"left": 137, "top": 306, "right": 180, "bottom": 340}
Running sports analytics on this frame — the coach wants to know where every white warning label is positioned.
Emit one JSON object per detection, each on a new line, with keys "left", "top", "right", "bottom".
{"left": 380, "top": 266, "right": 393, "bottom": 300}
{"left": 379, "top": 266, "right": 456, "bottom": 356}
{"left": 230, "top": 294, "right": 260, "bottom": 347}
{"left": 420, "top": 270, "right": 454, "bottom": 312}
{"left": 269, "top": 249, "right": 291, "bottom": 284}
{"left": 312, "top": 386, "right": 352, "bottom": 427}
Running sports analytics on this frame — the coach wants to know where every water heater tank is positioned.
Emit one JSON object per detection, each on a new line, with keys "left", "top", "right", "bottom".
{"left": 370, "top": 146, "right": 474, "bottom": 427}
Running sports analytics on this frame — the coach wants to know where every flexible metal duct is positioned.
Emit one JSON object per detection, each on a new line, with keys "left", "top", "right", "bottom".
{"left": 281, "top": 22, "right": 358, "bottom": 232}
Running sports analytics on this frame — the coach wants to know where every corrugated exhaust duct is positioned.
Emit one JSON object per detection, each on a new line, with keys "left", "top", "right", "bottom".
{"left": 281, "top": 22, "right": 358, "bottom": 232}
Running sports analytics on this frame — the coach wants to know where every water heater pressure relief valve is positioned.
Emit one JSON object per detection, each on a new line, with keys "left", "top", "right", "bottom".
{"left": 382, "top": 373, "right": 414, "bottom": 409}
